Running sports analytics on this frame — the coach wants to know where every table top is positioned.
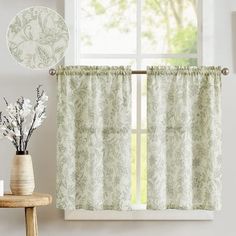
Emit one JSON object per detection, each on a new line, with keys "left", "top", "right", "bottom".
{"left": 0, "top": 193, "right": 52, "bottom": 208}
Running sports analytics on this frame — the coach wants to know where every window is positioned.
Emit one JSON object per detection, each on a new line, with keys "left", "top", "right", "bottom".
{"left": 64, "top": 0, "right": 215, "bottom": 220}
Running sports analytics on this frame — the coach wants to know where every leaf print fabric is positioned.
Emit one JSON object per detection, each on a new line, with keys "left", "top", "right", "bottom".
{"left": 56, "top": 66, "right": 132, "bottom": 210}
{"left": 147, "top": 66, "right": 222, "bottom": 210}
{"left": 7, "top": 6, "right": 69, "bottom": 69}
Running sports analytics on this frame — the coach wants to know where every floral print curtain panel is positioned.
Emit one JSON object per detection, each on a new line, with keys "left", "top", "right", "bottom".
{"left": 56, "top": 66, "right": 132, "bottom": 210}
{"left": 147, "top": 66, "right": 222, "bottom": 210}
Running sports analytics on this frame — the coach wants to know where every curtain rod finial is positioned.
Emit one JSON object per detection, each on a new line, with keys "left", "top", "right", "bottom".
{"left": 221, "top": 67, "right": 229, "bottom": 76}
{"left": 49, "top": 68, "right": 56, "bottom": 76}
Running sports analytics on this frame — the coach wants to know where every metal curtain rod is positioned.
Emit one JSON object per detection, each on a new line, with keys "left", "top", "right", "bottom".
{"left": 48, "top": 67, "right": 230, "bottom": 76}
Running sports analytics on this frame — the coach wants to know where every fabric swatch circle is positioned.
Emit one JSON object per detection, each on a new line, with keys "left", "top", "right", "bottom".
{"left": 6, "top": 6, "right": 69, "bottom": 69}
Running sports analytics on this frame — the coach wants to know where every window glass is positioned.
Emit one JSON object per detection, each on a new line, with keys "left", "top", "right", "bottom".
{"left": 142, "top": 0, "right": 198, "bottom": 54}
{"left": 80, "top": 0, "right": 136, "bottom": 54}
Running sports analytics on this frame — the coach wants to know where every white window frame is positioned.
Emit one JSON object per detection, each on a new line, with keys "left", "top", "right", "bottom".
{"left": 63, "top": 0, "right": 215, "bottom": 220}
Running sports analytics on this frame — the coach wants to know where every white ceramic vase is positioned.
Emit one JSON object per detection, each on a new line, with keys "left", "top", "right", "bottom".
{"left": 10, "top": 151, "right": 35, "bottom": 195}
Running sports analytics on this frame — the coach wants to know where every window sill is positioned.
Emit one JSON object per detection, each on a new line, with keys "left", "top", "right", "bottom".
{"left": 64, "top": 205, "right": 214, "bottom": 221}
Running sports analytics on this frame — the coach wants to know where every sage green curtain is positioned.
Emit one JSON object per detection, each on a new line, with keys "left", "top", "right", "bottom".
{"left": 147, "top": 66, "right": 222, "bottom": 210}
{"left": 56, "top": 66, "right": 132, "bottom": 210}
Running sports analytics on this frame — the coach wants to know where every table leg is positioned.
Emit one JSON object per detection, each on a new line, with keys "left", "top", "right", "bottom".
{"left": 25, "top": 207, "right": 38, "bottom": 236}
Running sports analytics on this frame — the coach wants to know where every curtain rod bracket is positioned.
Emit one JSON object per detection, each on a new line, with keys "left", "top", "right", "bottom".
{"left": 49, "top": 68, "right": 56, "bottom": 76}
{"left": 221, "top": 67, "right": 229, "bottom": 76}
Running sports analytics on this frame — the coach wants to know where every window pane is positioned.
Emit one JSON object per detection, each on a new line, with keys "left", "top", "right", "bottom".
{"left": 80, "top": 0, "right": 136, "bottom": 54}
{"left": 142, "top": 0, "right": 198, "bottom": 54}
{"left": 142, "top": 58, "right": 198, "bottom": 68}
{"left": 131, "top": 133, "right": 136, "bottom": 204}
{"left": 79, "top": 58, "right": 136, "bottom": 67}
{"left": 141, "top": 134, "right": 147, "bottom": 204}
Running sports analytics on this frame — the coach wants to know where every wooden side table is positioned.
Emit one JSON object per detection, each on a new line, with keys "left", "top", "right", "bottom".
{"left": 0, "top": 193, "right": 52, "bottom": 236}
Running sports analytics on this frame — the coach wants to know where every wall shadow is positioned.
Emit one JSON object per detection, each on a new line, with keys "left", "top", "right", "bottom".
{"left": 231, "top": 12, "right": 236, "bottom": 73}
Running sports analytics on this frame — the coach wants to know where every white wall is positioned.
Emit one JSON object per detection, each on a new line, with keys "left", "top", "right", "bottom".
{"left": 0, "top": 0, "right": 236, "bottom": 235}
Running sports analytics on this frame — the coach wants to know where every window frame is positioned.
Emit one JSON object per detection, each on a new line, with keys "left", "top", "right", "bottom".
{"left": 64, "top": 0, "right": 215, "bottom": 220}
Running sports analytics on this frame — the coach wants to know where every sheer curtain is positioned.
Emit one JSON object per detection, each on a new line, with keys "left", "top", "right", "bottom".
{"left": 147, "top": 66, "right": 222, "bottom": 210}
{"left": 56, "top": 66, "right": 132, "bottom": 210}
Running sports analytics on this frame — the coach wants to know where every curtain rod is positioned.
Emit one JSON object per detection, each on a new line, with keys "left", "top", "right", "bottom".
{"left": 48, "top": 67, "right": 230, "bottom": 76}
